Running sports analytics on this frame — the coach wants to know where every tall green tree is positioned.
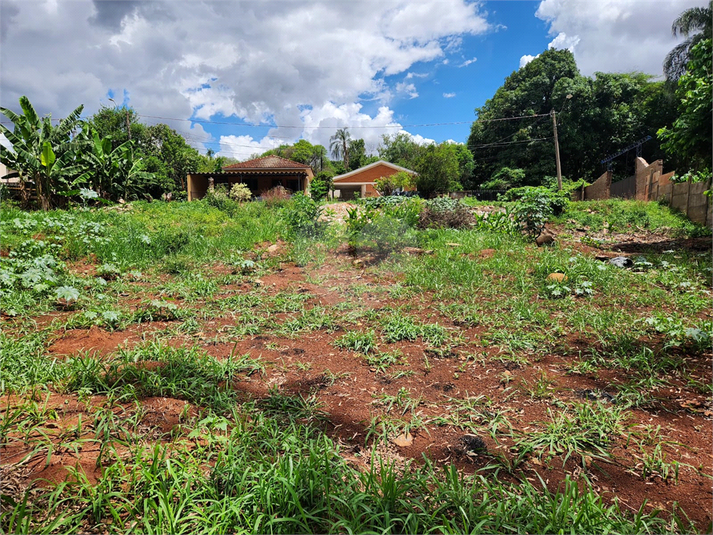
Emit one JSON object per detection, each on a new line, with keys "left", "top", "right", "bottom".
{"left": 377, "top": 132, "right": 423, "bottom": 169}
{"left": 414, "top": 143, "right": 460, "bottom": 197}
{"left": 467, "top": 49, "right": 679, "bottom": 185}
{"left": 0, "top": 96, "right": 84, "bottom": 210}
{"left": 347, "top": 138, "right": 367, "bottom": 170}
{"left": 329, "top": 128, "right": 352, "bottom": 170}
{"left": 658, "top": 38, "right": 712, "bottom": 174}
{"left": 664, "top": 1, "right": 712, "bottom": 82}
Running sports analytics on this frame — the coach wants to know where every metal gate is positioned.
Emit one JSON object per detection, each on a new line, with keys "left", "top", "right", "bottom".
{"left": 610, "top": 176, "right": 636, "bottom": 199}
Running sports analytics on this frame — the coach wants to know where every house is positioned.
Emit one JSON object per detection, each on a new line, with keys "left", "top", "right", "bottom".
{"left": 187, "top": 155, "right": 313, "bottom": 200}
{"left": 331, "top": 160, "right": 416, "bottom": 200}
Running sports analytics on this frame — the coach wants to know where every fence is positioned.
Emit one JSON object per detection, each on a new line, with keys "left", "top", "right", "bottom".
{"left": 449, "top": 190, "right": 507, "bottom": 201}
{"left": 575, "top": 158, "right": 711, "bottom": 227}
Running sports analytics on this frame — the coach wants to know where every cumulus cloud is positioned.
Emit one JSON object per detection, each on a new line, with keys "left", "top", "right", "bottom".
{"left": 534, "top": 0, "right": 709, "bottom": 76}
{"left": 519, "top": 54, "right": 538, "bottom": 68}
{"left": 216, "top": 135, "right": 280, "bottom": 161}
{"left": 0, "top": 0, "right": 492, "bottom": 154}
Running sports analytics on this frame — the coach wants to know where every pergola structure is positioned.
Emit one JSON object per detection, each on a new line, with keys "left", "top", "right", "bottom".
{"left": 187, "top": 155, "right": 313, "bottom": 200}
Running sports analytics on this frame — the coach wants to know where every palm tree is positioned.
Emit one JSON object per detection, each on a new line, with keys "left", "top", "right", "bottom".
{"left": 329, "top": 128, "right": 351, "bottom": 170}
{"left": 664, "top": 1, "right": 712, "bottom": 82}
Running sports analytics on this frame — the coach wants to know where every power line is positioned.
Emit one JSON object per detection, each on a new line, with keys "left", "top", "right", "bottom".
{"left": 470, "top": 137, "right": 552, "bottom": 150}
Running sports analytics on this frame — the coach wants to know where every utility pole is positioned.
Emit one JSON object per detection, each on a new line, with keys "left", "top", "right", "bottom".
{"left": 551, "top": 109, "right": 562, "bottom": 191}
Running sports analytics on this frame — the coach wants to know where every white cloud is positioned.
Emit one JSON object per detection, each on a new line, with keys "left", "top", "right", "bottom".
{"left": 534, "top": 0, "right": 709, "bottom": 76}
{"left": 395, "top": 82, "right": 419, "bottom": 99}
{"left": 400, "top": 131, "right": 436, "bottom": 146}
{"left": 216, "top": 135, "right": 280, "bottom": 161}
{"left": 443, "top": 92, "right": 456, "bottom": 98}
{"left": 459, "top": 57, "right": 477, "bottom": 67}
{"left": 519, "top": 54, "right": 538, "bottom": 68}
{"left": 548, "top": 31, "right": 580, "bottom": 52}
{"left": 0, "top": 0, "right": 492, "bottom": 154}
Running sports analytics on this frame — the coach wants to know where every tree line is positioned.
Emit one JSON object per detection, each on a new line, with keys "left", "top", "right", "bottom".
{"left": 1, "top": 3, "right": 709, "bottom": 208}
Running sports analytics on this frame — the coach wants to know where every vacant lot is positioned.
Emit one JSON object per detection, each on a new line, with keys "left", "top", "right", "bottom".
{"left": 1, "top": 198, "right": 711, "bottom": 533}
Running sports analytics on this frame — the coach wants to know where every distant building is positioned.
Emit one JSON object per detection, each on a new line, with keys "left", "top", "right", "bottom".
{"left": 331, "top": 160, "right": 416, "bottom": 200}
{"left": 187, "top": 155, "right": 313, "bottom": 200}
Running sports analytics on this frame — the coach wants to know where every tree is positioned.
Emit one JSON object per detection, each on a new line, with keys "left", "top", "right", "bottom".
{"left": 309, "top": 171, "right": 333, "bottom": 201}
{"left": 414, "top": 143, "right": 460, "bottom": 197}
{"left": 374, "top": 171, "right": 414, "bottom": 196}
{"left": 377, "top": 132, "right": 423, "bottom": 169}
{"left": 330, "top": 128, "right": 352, "bottom": 170}
{"left": 658, "top": 38, "right": 712, "bottom": 174}
{"left": 347, "top": 138, "right": 367, "bottom": 170}
{"left": 467, "top": 49, "right": 679, "bottom": 185}
{"left": 0, "top": 96, "right": 84, "bottom": 210}
{"left": 664, "top": 1, "right": 712, "bottom": 82}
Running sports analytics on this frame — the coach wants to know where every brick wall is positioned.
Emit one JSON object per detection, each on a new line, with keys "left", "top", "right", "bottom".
{"left": 583, "top": 171, "right": 612, "bottom": 200}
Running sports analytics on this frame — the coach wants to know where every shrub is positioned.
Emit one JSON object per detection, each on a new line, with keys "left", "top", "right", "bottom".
{"left": 310, "top": 172, "right": 333, "bottom": 201}
{"left": 374, "top": 171, "right": 415, "bottom": 196}
{"left": 283, "top": 193, "right": 326, "bottom": 238}
{"left": 418, "top": 197, "right": 475, "bottom": 229}
{"left": 262, "top": 186, "right": 291, "bottom": 207}
{"left": 229, "top": 183, "right": 252, "bottom": 202}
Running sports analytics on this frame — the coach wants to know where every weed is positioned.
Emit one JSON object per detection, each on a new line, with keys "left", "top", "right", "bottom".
{"left": 334, "top": 330, "right": 377, "bottom": 354}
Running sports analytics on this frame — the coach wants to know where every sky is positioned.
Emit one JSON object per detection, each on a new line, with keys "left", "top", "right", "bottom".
{"left": 0, "top": 0, "right": 705, "bottom": 161}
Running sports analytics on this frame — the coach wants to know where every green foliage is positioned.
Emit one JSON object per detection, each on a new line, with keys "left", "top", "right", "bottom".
{"left": 377, "top": 132, "right": 423, "bottom": 169}
{"left": 414, "top": 143, "right": 461, "bottom": 197}
{"left": 334, "top": 330, "right": 377, "bottom": 354}
{"left": 345, "top": 201, "right": 419, "bottom": 253}
{"left": 482, "top": 167, "right": 525, "bottom": 190}
{"left": 468, "top": 49, "right": 678, "bottom": 185}
{"left": 501, "top": 186, "right": 569, "bottom": 239}
{"left": 0, "top": 96, "right": 84, "bottom": 210}
{"left": 663, "top": 1, "right": 712, "bottom": 81}
{"left": 283, "top": 193, "right": 325, "bottom": 238}
{"left": 658, "top": 39, "right": 712, "bottom": 174}
{"left": 373, "top": 171, "right": 415, "bottom": 196}
{"left": 309, "top": 171, "right": 333, "bottom": 201}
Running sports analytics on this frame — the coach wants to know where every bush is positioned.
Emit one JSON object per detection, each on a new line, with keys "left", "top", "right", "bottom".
{"left": 203, "top": 185, "right": 232, "bottom": 210}
{"left": 374, "top": 171, "right": 415, "bottom": 196}
{"left": 418, "top": 197, "right": 475, "bottom": 229}
{"left": 504, "top": 187, "right": 568, "bottom": 239}
{"left": 283, "top": 193, "right": 326, "bottom": 238}
{"left": 310, "top": 172, "right": 333, "bottom": 201}
{"left": 229, "top": 183, "right": 252, "bottom": 202}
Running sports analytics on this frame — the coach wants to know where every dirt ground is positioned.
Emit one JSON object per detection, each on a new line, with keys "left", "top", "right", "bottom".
{"left": 2, "top": 226, "right": 712, "bottom": 530}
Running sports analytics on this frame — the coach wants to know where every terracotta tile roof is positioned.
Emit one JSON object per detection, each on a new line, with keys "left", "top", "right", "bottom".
{"left": 222, "top": 155, "right": 311, "bottom": 170}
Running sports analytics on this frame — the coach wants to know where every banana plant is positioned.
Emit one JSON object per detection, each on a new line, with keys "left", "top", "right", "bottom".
{"left": 0, "top": 96, "right": 84, "bottom": 210}
{"left": 74, "top": 125, "right": 155, "bottom": 200}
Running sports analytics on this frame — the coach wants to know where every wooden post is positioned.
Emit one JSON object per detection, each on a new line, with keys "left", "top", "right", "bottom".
{"left": 551, "top": 110, "right": 562, "bottom": 191}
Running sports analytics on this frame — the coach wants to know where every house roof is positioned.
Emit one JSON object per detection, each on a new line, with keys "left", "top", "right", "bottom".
{"left": 332, "top": 160, "right": 417, "bottom": 183}
{"left": 223, "top": 155, "right": 311, "bottom": 171}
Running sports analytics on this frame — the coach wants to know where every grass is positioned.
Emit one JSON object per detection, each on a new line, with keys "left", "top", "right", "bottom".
{"left": 0, "top": 196, "right": 709, "bottom": 534}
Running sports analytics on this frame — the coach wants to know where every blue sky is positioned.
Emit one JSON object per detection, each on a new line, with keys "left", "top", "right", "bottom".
{"left": 0, "top": 0, "right": 705, "bottom": 160}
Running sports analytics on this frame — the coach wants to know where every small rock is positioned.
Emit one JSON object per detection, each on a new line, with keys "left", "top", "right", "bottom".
{"left": 536, "top": 233, "right": 555, "bottom": 246}
{"left": 403, "top": 247, "right": 433, "bottom": 255}
{"left": 392, "top": 432, "right": 413, "bottom": 448}
{"left": 459, "top": 434, "right": 487, "bottom": 454}
{"left": 253, "top": 278, "right": 264, "bottom": 286}
{"left": 547, "top": 273, "right": 568, "bottom": 282}
{"left": 609, "top": 256, "right": 633, "bottom": 268}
